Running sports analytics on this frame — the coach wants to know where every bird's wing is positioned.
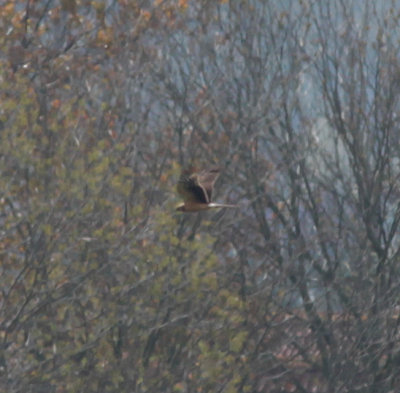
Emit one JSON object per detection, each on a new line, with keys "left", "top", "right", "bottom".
{"left": 196, "top": 168, "right": 220, "bottom": 202}
{"left": 177, "top": 170, "right": 209, "bottom": 204}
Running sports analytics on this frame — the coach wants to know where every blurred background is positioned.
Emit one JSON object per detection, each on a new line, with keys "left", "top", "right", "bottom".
{"left": 1, "top": 1, "right": 400, "bottom": 392}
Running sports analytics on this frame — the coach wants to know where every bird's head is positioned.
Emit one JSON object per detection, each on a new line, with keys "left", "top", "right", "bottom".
{"left": 176, "top": 204, "right": 186, "bottom": 212}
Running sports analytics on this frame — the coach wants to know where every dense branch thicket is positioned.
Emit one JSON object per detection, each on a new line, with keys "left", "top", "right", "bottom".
{"left": 1, "top": 1, "right": 399, "bottom": 392}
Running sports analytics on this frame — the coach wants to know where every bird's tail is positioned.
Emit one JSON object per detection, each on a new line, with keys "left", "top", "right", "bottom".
{"left": 208, "top": 203, "right": 238, "bottom": 209}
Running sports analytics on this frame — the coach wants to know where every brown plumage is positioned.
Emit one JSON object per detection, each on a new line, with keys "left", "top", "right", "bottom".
{"left": 176, "top": 168, "right": 237, "bottom": 212}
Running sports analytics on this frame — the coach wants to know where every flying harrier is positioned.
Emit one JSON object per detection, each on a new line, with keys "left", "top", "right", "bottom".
{"left": 176, "top": 167, "right": 237, "bottom": 212}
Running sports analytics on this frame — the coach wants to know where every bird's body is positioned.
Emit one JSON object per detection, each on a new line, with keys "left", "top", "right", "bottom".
{"left": 176, "top": 167, "right": 237, "bottom": 212}
{"left": 176, "top": 202, "right": 237, "bottom": 212}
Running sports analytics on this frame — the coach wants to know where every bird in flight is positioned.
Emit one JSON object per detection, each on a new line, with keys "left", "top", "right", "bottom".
{"left": 176, "top": 167, "right": 237, "bottom": 212}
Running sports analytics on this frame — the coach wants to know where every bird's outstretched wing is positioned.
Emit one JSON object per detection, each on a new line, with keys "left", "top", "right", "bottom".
{"left": 177, "top": 169, "right": 209, "bottom": 204}
{"left": 196, "top": 168, "right": 220, "bottom": 201}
